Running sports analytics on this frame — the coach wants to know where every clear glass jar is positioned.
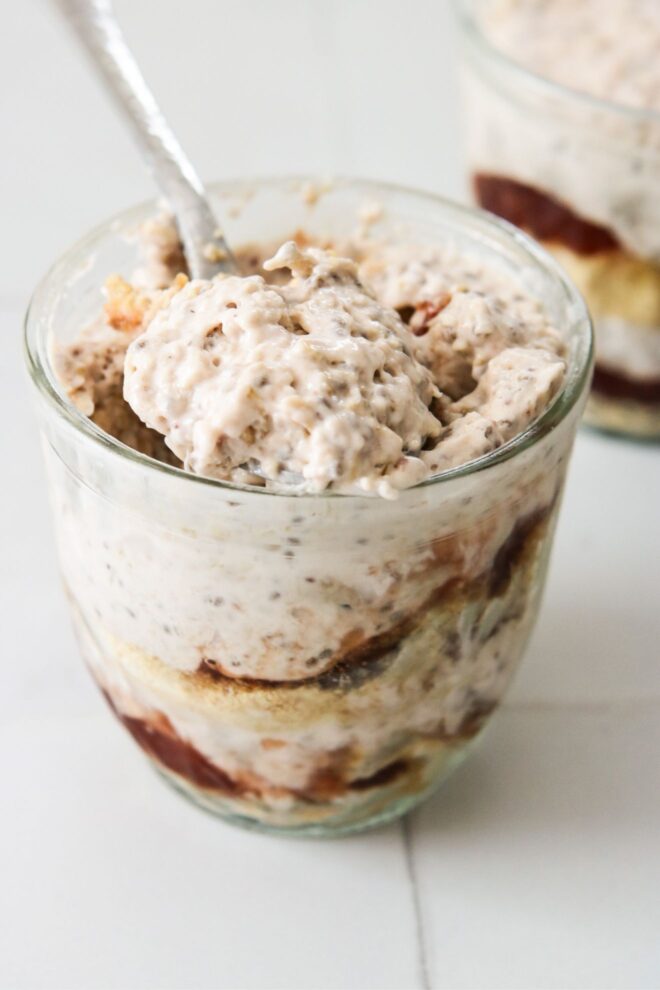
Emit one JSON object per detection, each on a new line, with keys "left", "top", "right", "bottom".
{"left": 25, "top": 178, "right": 592, "bottom": 835}
{"left": 455, "top": 0, "right": 660, "bottom": 439}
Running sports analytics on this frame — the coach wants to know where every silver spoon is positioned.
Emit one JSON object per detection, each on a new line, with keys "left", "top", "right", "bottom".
{"left": 55, "top": 1, "right": 301, "bottom": 487}
{"left": 55, "top": 0, "right": 236, "bottom": 279}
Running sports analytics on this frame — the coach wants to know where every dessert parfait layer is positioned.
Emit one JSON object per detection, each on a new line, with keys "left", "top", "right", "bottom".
{"left": 26, "top": 180, "right": 591, "bottom": 833}
{"left": 457, "top": 0, "right": 660, "bottom": 437}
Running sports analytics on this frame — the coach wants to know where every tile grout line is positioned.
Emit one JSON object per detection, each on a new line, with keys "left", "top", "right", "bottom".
{"left": 402, "top": 814, "right": 431, "bottom": 990}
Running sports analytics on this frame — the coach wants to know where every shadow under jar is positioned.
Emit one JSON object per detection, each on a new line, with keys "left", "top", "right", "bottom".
{"left": 25, "top": 178, "right": 592, "bottom": 835}
{"left": 455, "top": 0, "right": 660, "bottom": 439}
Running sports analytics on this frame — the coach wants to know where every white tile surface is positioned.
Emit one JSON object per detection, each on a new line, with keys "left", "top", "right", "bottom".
{"left": 410, "top": 706, "right": 660, "bottom": 990}
{"left": 510, "top": 431, "right": 660, "bottom": 706}
{"left": 2, "top": 1, "right": 659, "bottom": 987}
{"left": 1, "top": 714, "right": 418, "bottom": 990}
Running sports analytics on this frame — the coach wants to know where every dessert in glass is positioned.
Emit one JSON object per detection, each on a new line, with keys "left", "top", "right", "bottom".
{"left": 25, "top": 178, "right": 592, "bottom": 835}
{"left": 456, "top": 0, "right": 660, "bottom": 438}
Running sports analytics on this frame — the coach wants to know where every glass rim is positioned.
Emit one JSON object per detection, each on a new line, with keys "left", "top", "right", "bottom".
{"left": 24, "top": 174, "right": 593, "bottom": 501}
{"left": 452, "top": 0, "right": 660, "bottom": 127}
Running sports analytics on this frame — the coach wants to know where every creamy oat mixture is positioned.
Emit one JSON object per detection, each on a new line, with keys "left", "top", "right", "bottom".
{"left": 55, "top": 218, "right": 565, "bottom": 497}
{"left": 483, "top": 0, "right": 660, "bottom": 111}
{"left": 123, "top": 243, "right": 439, "bottom": 496}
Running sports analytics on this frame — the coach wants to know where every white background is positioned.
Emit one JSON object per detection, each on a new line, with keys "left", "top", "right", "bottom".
{"left": 1, "top": 2, "right": 659, "bottom": 988}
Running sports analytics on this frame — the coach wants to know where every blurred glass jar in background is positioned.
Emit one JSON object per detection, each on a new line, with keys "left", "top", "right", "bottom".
{"left": 455, "top": 0, "right": 660, "bottom": 438}
{"left": 25, "top": 179, "right": 591, "bottom": 836}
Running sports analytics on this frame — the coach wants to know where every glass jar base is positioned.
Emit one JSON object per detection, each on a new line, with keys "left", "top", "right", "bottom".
{"left": 584, "top": 393, "right": 660, "bottom": 440}
{"left": 150, "top": 747, "right": 474, "bottom": 838}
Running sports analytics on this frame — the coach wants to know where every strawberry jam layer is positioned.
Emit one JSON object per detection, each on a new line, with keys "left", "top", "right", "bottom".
{"left": 474, "top": 174, "right": 620, "bottom": 256}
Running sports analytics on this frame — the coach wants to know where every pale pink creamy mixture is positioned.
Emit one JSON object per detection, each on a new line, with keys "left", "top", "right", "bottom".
{"left": 56, "top": 219, "right": 565, "bottom": 497}
{"left": 484, "top": 0, "right": 660, "bottom": 111}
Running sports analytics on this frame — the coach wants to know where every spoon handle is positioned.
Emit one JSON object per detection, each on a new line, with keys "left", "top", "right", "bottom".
{"left": 55, "top": 0, "right": 235, "bottom": 278}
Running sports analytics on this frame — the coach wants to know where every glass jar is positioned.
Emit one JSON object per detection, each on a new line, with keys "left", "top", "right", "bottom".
{"left": 455, "top": 0, "right": 660, "bottom": 439}
{"left": 25, "top": 178, "right": 592, "bottom": 835}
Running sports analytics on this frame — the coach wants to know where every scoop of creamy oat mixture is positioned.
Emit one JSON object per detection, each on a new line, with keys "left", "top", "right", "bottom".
{"left": 55, "top": 217, "right": 566, "bottom": 496}
{"left": 482, "top": 0, "right": 660, "bottom": 111}
{"left": 123, "top": 242, "right": 441, "bottom": 495}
